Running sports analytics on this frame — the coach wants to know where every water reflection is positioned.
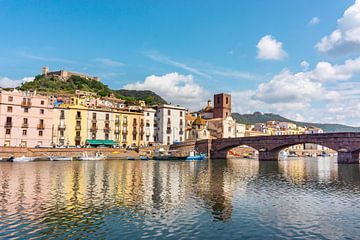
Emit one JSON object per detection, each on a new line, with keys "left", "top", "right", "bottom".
{"left": 0, "top": 158, "right": 359, "bottom": 239}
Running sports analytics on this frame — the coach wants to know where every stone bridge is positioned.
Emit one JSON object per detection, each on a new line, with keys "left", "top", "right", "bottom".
{"left": 193, "top": 132, "right": 360, "bottom": 164}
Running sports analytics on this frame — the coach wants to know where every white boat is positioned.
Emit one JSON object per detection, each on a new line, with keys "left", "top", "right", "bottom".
{"left": 9, "top": 156, "right": 36, "bottom": 162}
{"left": 77, "top": 152, "right": 105, "bottom": 161}
{"left": 49, "top": 156, "right": 73, "bottom": 161}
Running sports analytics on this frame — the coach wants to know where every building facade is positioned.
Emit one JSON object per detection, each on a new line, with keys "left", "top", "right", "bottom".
{"left": 0, "top": 90, "right": 53, "bottom": 147}
{"left": 143, "top": 108, "right": 156, "bottom": 146}
{"left": 155, "top": 104, "right": 186, "bottom": 145}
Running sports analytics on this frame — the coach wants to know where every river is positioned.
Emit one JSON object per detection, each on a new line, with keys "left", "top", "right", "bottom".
{"left": 0, "top": 157, "right": 359, "bottom": 239}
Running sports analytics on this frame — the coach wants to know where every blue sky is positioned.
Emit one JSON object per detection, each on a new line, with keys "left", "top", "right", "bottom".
{"left": 1, "top": 0, "right": 360, "bottom": 125}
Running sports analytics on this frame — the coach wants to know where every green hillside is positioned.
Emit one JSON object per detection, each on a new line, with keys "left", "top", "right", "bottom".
{"left": 18, "top": 75, "right": 166, "bottom": 105}
{"left": 115, "top": 89, "right": 167, "bottom": 105}
{"left": 232, "top": 112, "right": 360, "bottom": 133}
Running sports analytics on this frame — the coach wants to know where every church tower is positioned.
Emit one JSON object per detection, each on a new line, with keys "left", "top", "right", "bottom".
{"left": 213, "top": 93, "right": 231, "bottom": 119}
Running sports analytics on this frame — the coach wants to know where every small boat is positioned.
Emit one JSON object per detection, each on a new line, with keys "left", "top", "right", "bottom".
{"left": 49, "top": 156, "right": 73, "bottom": 161}
{"left": 127, "top": 156, "right": 136, "bottom": 160}
{"left": 318, "top": 151, "right": 330, "bottom": 157}
{"left": 139, "top": 155, "right": 149, "bottom": 160}
{"left": 152, "top": 149, "right": 187, "bottom": 160}
{"left": 186, "top": 151, "right": 206, "bottom": 161}
{"left": 8, "top": 156, "right": 36, "bottom": 162}
{"left": 77, "top": 152, "right": 105, "bottom": 161}
{"left": 279, "top": 151, "right": 288, "bottom": 158}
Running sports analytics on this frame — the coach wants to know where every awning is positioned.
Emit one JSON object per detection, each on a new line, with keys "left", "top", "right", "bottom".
{"left": 86, "top": 139, "right": 116, "bottom": 146}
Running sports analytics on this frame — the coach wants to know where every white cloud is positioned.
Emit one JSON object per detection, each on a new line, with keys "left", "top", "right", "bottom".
{"left": 93, "top": 58, "right": 124, "bottom": 67}
{"left": 123, "top": 72, "right": 209, "bottom": 109}
{"left": 230, "top": 56, "right": 360, "bottom": 126}
{"left": 256, "top": 35, "right": 287, "bottom": 60}
{"left": 309, "top": 17, "right": 320, "bottom": 25}
{"left": 300, "top": 61, "right": 310, "bottom": 71}
{"left": 316, "top": 0, "right": 360, "bottom": 54}
{"left": 0, "top": 77, "right": 34, "bottom": 88}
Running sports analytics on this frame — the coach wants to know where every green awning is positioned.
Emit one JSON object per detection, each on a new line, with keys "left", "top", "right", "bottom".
{"left": 86, "top": 139, "right": 116, "bottom": 146}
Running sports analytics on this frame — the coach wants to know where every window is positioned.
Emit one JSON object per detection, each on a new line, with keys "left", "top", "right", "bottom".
{"left": 5, "top": 129, "right": 10, "bottom": 135}
{"left": 92, "top": 112, "right": 96, "bottom": 119}
{"left": 133, "top": 134, "right": 136, "bottom": 141}
{"left": 226, "top": 97, "right": 229, "bottom": 104}
{"left": 92, "top": 133, "right": 96, "bottom": 140}
{"left": 105, "top": 133, "right": 109, "bottom": 140}
{"left": 40, "top": 109, "right": 44, "bottom": 114}
{"left": 168, "top": 109, "right": 171, "bottom": 115}
{"left": 22, "top": 130, "right": 27, "bottom": 136}
{"left": 180, "top": 111, "right": 183, "bottom": 117}
{"left": 41, "top": 100, "right": 44, "bottom": 105}
{"left": 8, "top": 96, "right": 13, "bottom": 102}
{"left": 23, "top": 118, "right": 28, "bottom": 124}
{"left": 167, "top": 136, "right": 170, "bottom": 144}
{"left": 6, "top": 117, "right": 12, "bottom": 124}
{"left": 76, "top": 111, "right": 81, "bottom": 118}
{"left": 39, "top": 131, "right": 43, "bottom": 136}
{"left": 106, "top": 114, "right": 109, "bottom": 120}
{"left": 180, "top": 137, "right": 183, "bottom": 142}
{"left": 7, "top": 106, "right": 12, "bottom": 112}
{"left": 147, "top": 112, "right": 150, "bottom": 116}
{"left": 24, "top": 107, "right": 29, "bottom": 113}
{"left": 40, "top": 119, "right": 44, "bottom": 125}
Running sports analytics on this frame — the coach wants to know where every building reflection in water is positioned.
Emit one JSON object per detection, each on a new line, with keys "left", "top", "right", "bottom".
{"left": 0, "top": 157, "right": 360, "bottom": 238}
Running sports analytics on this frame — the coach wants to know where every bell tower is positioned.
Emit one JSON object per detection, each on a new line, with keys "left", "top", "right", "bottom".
{"left": 213, "top": 93, "right": 231, "bottom": 119}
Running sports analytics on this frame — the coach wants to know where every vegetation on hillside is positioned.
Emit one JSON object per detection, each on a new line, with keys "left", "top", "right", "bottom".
{"left": 232, "top": 112, "right": 360, "bottom": 133}
{"left": 18, "top": 75, "right": 167, "bottom": 105}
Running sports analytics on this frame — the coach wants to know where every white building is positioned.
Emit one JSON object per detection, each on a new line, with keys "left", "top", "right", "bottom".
{"left": 207, "top": 116, "right": 245, "bottom": 139}
{"left": 155, "top": 104, "right": 186, "bottom": 145}
{"left": 144, "top": 108, "right": 156, "bottom": 146}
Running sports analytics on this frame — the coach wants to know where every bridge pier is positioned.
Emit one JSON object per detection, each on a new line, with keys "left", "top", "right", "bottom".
{"left": 210, "top": 150, "right": 228, "bottom": 159}
{"left": 258, "top": 150, "right": 279, "bottom": 161}
{"left": 338, "top": 152, "right": 359, "bottom": 164}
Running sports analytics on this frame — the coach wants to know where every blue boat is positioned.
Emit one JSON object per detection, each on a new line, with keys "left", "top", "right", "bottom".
{"left": 140, "top": 155, "right": 149, "bottom": 160}
{"left": 186, "top": 151, "right": 206, "bottom": 161}
{"left": 127, "top": 156, "right": 136, "bottom": 160}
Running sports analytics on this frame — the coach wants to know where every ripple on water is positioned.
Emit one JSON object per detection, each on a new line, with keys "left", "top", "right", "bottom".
{"left": 0, "top": 158, "right": 359, "bottom": 239}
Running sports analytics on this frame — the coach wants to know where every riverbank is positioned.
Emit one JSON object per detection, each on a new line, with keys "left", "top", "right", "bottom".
{"left": 0, "top": 146, "right": 169, "bottom": 160}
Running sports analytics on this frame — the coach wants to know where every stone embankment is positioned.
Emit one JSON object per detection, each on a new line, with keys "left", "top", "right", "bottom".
{"left": 0, "top": 145, "right": 169, "bottom": 159}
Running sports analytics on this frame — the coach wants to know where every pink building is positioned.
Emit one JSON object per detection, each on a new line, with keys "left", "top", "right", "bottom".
{"left": 0, "top": 90, "right": 53, "bottom": 147}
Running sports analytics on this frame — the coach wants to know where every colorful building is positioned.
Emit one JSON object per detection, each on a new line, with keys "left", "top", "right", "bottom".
{"left": 0, "top": 90, "right": 53, "bottom": 147}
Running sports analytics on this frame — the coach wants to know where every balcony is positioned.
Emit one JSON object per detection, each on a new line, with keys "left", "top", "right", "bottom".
{"left": 166, "top": 128, "right": 171, "bottom": 134}
{"left": 22, "top": 123, "right": 29, "bottom": 128}
{"left": 21, "top": 101, "right": 31, "bottom": 107}
{"left": 179, "top": 130, "right": 184, "bottom": 135}
{"left": 122, "top": 129, "right": 128, "bottom": 134}
{"left": 114, "top": 128, "right": 120, "bottom": 134}
{"left": 4, "top": 122, "right": 12, "bottom": 128}
{"left": 58, "top": 123, "right": 66, "bottom": 130}
{"left": 37, "top": 124, "right": 45, "bottom": 130}
{"left": 104, "top": 127, "right": 111, "bottom": 133}
{"left": 90, "top": 126, "right": 98, "bottom": 132}
{"left": 75, "top": 125, "right": 81, "bottom": 130}
{"left": 91, "top": 119, "right": 97, "bottom": 123}
{"left": 123, "top": 121, "right": 128, "bottom": 126}
{"left": 76, "top": 115, "right": 81, "bottom": 120}
{"left": 75, "top": 136, "right": 81, "bottom": 141}
{"left": 105, "top": 119, "right": 110, "bottom": 124}
{"left": 115, "top": 120, "right": 120, "bottom": 125}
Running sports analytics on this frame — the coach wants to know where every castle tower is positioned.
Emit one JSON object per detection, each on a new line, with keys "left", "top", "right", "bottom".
{"left": 213, "top": 93, "right": 231, "bottom": 119}
{"left": 42, "top": 66, "right": 49, "bottom": 76}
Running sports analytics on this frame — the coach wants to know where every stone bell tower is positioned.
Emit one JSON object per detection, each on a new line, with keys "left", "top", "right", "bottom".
{"left": 213, "top": 93, "right": 231, "bottom": 119}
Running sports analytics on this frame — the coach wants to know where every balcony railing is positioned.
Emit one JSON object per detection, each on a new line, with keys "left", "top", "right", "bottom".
{"left": 105, "top": 119, "right": 110, "bottom": 124}
{"left": 75, "top": 136, "right": 81, "bottom": 141}
{"left": 21, "top": 101, "right": 31, "bottom": 107}
{"left": 4, "top": 122, "right": 12, "bottom": 128}
{"left": 22, "top": 123, "right": 29, "bottom": 128}
{"left": 90, "top": 126, "right": 98, "bottom": 132}
{"left": 115, "top": 120, "right": 120, "bottom": 125}
{"left": 91, "top": 119, "right": 97, "bottom": 123}
{"left": 37, "top": 124, "right": 45, "bottom": 130}
{"left": 75, "top": 125, "right": 81, "bottom": 130}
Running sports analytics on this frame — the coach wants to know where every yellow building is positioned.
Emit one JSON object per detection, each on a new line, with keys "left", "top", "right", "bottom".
{"left": 53, "top": 104, "right": 88, "bottom": 146}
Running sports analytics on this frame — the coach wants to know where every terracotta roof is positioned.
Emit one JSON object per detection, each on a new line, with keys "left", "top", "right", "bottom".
{"left": 192, "top": 116, "right": 206, "bottom": 125}
{"left": 185, "top": 114, "right": 196, "bottom": 121}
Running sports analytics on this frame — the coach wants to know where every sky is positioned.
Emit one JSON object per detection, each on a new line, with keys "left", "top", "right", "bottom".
{"left": 1, "top": 0, "right": 360, "bottom": 125}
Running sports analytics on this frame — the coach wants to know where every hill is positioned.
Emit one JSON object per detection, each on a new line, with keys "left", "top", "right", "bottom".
{"left": 18, "top": 75, "right": 166, "bottom": 105}
{"left": 232, "top": 112, "right": 360, "bottom": 133}
{"left": 115, "top": 89, "right": 167, "bottom": 105}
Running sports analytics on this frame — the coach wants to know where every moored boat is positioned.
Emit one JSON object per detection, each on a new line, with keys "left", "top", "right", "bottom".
{"left": 77, "top": 152, "right": 105, "bottom": 161}
{"left": 186, "top": 151, "right": 206, "bottom": 161}
{"left": 140, "top": 155, "right": 149, "bottom": 160}
{"left": 49, "top": 156, "right": 73, "bottom": 161}
{"left": 8, "top": 156, "right": 36, "bottom": 162}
